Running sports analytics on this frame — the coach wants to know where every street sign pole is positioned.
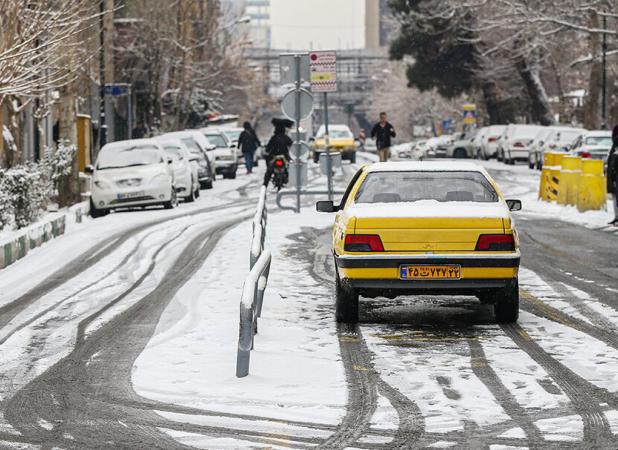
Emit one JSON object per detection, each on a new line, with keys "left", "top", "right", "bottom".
{"left": 294, "top": 55, "right": 302, "bottom": 213}
{"left": 324, "top": 92, "right": 333, "bottom": 201}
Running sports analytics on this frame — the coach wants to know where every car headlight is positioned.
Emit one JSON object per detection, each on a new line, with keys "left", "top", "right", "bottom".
{"left": 94, "top": 180, "right": 111, "bottom": 190}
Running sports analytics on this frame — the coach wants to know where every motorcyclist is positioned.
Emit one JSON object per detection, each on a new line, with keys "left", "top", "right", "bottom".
{"left": 263, "top": 118, "right": 293, "bottom": 187}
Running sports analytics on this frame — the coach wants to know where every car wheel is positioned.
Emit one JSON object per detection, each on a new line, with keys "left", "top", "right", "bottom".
{"left": 202, "top": 179, "right": 213, "bottom": 189}
{"left": 453, "top": 148, "right": 467, "bottom": 159}
{"left": 185, "top": 186, "right": 195, "bottom": 203}
{"left": 89, "top": 199, "right": 108, "bottom": 218}
{"left": 494, "top": 280, "right": 519, "bottom": 323}
{"left": 228, "top": 170, "right": 237, "bottom": 180}
{"left": 163, "top": 188, "right": 177, "bottom": 209}
{"left": 335, "top": 274, "right": 359, "bottom": 323}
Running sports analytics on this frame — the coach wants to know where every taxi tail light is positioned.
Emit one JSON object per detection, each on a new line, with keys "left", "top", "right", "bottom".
{"left": 344, "top": 234, "right": 384, "bottom": 252}
{"left": 475, "top": 234, "right": 515, "bottom": 251}
{"left": 581, "top": 151, "right": 591, "bottom": 158}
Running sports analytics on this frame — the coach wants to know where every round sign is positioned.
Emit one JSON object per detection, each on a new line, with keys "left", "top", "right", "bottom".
{"left": 281, "top": 88, "right": 314, "bottom": 122}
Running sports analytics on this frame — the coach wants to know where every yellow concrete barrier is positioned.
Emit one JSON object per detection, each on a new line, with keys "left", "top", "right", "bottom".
{"left": 539, "top": 152, "right": 564, "bottom": 201}
{"left": 577, "top": 159, "right": 606, "bottom": 212}
{"left": 558, "top": 156, "right": 582, "bottom": 206}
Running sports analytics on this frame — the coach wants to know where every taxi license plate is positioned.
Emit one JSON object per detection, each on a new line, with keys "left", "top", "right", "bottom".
{"left": 400, "top": 265, "right": 461, "bottom": 280}
{"left": 117, "top": 191, "right": 145, "bottom": 200}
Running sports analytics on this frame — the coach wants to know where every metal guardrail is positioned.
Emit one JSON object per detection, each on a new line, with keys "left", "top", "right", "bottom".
{"left": 237, "top": 186, "right": 272, "bottom": 378}
{"left": 276, "top": 189, "right": 345, "bottom": 213}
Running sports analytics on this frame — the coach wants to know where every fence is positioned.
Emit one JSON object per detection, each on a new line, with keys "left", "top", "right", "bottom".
{"left": 237, "top": 186, "right": 272, "bottom": 378}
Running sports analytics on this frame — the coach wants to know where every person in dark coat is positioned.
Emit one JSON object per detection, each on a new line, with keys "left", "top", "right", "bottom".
{"left": 607, "top": 125, "right": 618, "bottom": 225}
{"left": 371, "top": 112, "right": 396, "bottom": 162}
{"left": 238, "top": 121, "right": 261, "bottom": 174}
{"left": 263, "top": 118, "right": 293, "bottom": 187}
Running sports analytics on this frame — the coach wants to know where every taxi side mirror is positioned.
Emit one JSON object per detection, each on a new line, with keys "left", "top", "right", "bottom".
{"left": 316, "top": 201, "right": 339, "bottom": 213}
{"left": 506, "top": 199, "right": 522, "bottom": 211}
{"left": 84, "top": 164, "right": 94, "bottom": 175}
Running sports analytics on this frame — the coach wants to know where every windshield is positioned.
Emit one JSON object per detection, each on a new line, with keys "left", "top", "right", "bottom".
{"left": 585, "top": 136, "right": 612, "bottom": 147}
{"left": 317, "top": 129, "right": 352, "bottom": 139}
{"left": 163, "top": 146, "right": 184, "bottom": 160}
{"left": 97, "top": 145, "right": 162, "bottom": 170}
{"left": 181, "top": 138, "right": 202, "bottom": 155}
{"left": 355, "top": 171, "right": 499, "bottom": 204}
{"left": 223, "top": 130, "right": 242, "bottom": 141}
{"left": 205, "top": 134, "right": 228, "bottom": 148}
{"left": 555, "top": 131, "right": 582, "bottom": 144}
{"left": 511, "top": 127, "right": 543, "bottom": 139}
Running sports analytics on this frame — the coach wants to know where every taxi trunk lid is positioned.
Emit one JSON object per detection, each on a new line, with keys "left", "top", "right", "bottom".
{"left": 351, "top": 201, "right": 507, "bottom": 252}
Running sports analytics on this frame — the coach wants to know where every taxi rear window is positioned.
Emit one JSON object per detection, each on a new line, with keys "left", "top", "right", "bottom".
{"left": 355, "top": 171, "right": 499, "bottom": 204}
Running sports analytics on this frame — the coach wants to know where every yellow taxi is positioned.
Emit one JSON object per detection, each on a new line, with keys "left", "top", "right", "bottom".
{"left": 312, "top": 124, "right": 357, "bottom": 164}
{"left": 316, "top": 162, "right": 522, "bottom": 324}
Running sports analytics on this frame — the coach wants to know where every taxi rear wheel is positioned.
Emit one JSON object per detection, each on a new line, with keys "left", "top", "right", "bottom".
{"left": 336, "top": 275, "right": 359, "bottom": 323}
{"left": 493, "top": 280, "right": 519, "bottom": 323}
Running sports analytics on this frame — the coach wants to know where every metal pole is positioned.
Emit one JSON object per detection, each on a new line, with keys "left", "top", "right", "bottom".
{"left": 295, "top": 55, "right": 302, "bottom": 213}
{"left": 602, "top": 14, "right": 608, "bottom": 125}
{"left": 324, "top": 92, "right": 333, "bottom": 201}
{"left": 127, "top": 85, "right": 133, "bottom": 139}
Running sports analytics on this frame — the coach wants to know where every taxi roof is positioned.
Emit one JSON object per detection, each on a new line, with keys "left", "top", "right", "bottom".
{"left": 365, "top": 161, "right": 487, "bottom": 173}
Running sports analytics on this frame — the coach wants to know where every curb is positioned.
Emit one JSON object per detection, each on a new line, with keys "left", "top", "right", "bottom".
{"left": 0, "top": 201, "right": 89, "bottom": 270}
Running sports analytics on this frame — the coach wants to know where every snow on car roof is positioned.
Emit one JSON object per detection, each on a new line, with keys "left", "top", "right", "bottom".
{"left": 366, "top": 161, "right": 487, "bottom": 173}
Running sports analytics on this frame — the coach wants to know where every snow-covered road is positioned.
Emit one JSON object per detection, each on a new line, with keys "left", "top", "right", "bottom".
{"left": 0, "top": 156, "right": 617, "bottom": 449}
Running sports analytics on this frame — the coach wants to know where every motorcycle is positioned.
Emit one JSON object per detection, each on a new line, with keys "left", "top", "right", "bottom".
{"left": 271, "top": 156, "right": 289, "bottom": 191}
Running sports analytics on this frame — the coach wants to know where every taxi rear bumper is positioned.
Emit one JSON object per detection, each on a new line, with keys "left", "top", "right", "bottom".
{"left": 335, "top": 252, "right": 520, "bottom": 298}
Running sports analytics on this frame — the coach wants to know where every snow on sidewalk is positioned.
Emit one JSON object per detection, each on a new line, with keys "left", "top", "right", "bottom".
{"left": 131, "top": 207, "right": 346, "bottom": 443}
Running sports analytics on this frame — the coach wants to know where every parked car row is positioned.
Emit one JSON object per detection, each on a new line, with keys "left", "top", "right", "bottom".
{"left": 431, "top": 124, "right": 613, "bottom": 171}
{"left": 86, "top": 126, "right": 244, "bottom": 218}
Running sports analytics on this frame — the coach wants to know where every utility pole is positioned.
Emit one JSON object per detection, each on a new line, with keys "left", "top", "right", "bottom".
{"left": 602, "top": 13, "right": 608, "bottom": 126}
{"left": 103, "top": 0, "right": 115, "bottom": 143}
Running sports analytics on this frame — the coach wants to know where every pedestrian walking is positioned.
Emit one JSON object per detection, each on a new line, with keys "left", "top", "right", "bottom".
{"left": 238, "top": 121, "right": 261, "bottom": 174}
{"left": 371, "top": 112, "right": 396, "bottom": 162}
{"left": 263, "top": 118, "right": 293, "bottom": 187}
{"left": 607, "top": 125, "right": 618, "bottom": 226}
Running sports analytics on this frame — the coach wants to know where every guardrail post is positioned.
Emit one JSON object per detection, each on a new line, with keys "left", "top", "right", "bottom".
{"left": 236, "top": 301, "right": 254, "bottom": 378}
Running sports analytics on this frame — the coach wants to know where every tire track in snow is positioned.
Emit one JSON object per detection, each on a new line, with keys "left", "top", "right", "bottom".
{"left": 3, "top": 215, "right": 259, "bottom": 449}
{"left": 467, "top": 337, "right": 545, "bottom": 447}
{"left": 294, "top": 227, "right": 424, "bottom": 449}
{"left": 501, "top": 323, "right": 614, "bottom": 446}
{"left": 0, "top": 200, "right": 254, "bottom": 334}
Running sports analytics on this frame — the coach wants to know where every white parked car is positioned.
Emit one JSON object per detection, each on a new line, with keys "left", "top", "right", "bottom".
{"left": 447, "top": 129, "right": 479, "bottom": 158}
{"left": 529, "top": 126, "right": 586, "bottom": 169}
{"left": 392, "top": 142, "right": 423, "bottom": 160}
{"left": 201, "top": 128, "right": 239, "bottom": 179}
{"left": 570, "top": 130, "right": 613, "bottom": 162}
{"left": 87, "top": 139, "right": 177, "bottom": 218}
{"left": 478, "top": 125, "right": 507, "bottom": 160}
{"left": 156, "top": 137, "right": 201, "bottom": 202}
{"left": 163, "top": 130, "right": 216, "bottom": 189}
{"left": 498, "top": 124, "right": 545, "bottom": 165}
{"left": 426, "top": 134, "right": 454, "bottom": 158}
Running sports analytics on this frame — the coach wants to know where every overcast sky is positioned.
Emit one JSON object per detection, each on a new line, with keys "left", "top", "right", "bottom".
{"left": 269, "top": 0, "right": 366, "bottom": 50}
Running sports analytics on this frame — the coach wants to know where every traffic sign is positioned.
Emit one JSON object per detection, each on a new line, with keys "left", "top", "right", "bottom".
{"left": 463, "top": 104, "right": 477, "bottom": 125}
{"left": 104, "top": 84, "right": 130, "bottom": 96}
{"left": 279, "top": 54, "right": 310, "bottom": 86}
{"left": 281, "top": 88, "right": 314, "bottom": 122}
{"left": 309, "top": 51, "right": 337, "bottom": 93}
